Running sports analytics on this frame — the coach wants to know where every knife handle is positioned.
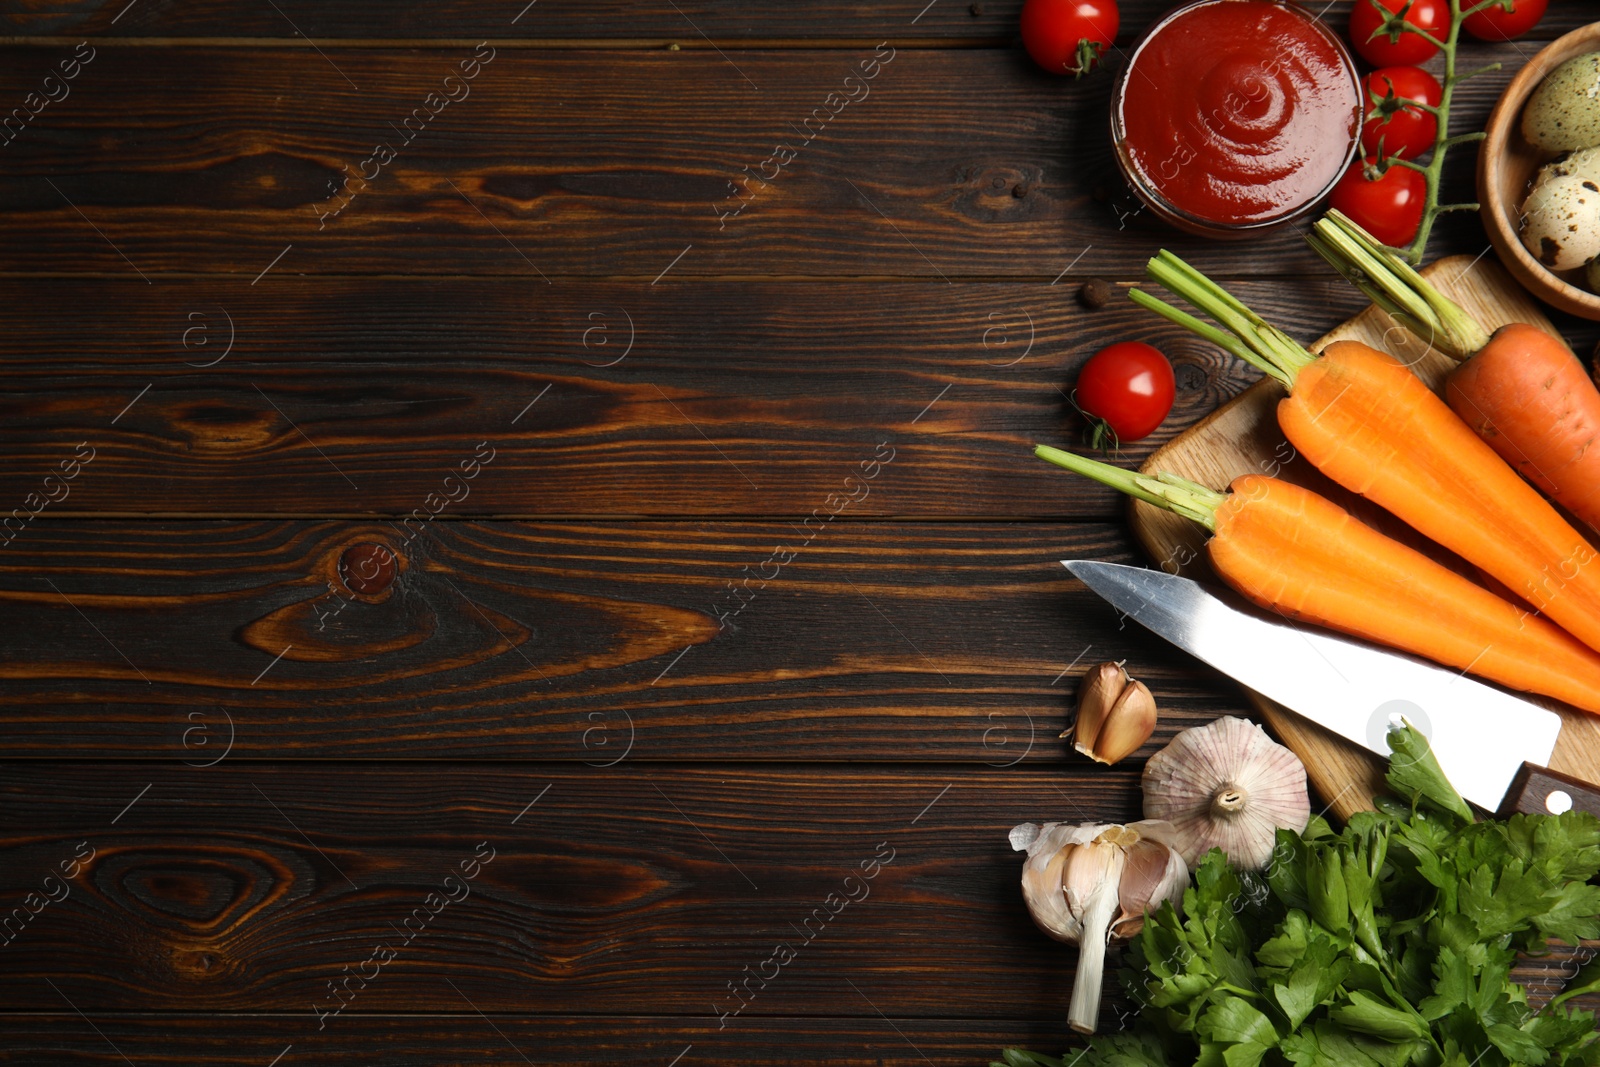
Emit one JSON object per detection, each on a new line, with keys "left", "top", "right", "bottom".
{"left": 1499, "top": 763, "right": 1600, "bottom": 818}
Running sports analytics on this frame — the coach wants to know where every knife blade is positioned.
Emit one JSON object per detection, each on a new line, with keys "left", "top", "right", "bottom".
{"left": 1063, "top": 559, "right": 1564, "bottom": 812}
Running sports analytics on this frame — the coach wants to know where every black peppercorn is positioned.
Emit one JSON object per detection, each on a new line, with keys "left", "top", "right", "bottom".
{"left": 1078, "top": 277, "right": 1112, "bottom": 309}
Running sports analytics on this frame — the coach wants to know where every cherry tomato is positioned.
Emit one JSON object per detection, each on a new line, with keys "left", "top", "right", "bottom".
{"left": 1462, "top": 0, "right": 1547, "bottom": 41}
{"left": 1074, "top": 342, "right": 1175, "bottom": 445}
{"left": 1348, "top": 0, "right": 1448, "bottom": 66}
{"left": 1328, "top": 158, "right": 1427, "bottom": 248}
{"left": 1360, "top": 66, "right": 1441, "bottom": 160}
{"left": 1020, "top": 0, "right": 1120, "bottom": 77}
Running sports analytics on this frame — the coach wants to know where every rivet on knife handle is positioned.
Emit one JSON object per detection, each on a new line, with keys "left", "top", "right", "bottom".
{"left": 1499, "top": 763, "right": 1600, "bottom": 819}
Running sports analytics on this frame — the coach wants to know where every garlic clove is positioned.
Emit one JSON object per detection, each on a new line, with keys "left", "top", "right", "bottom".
{"left": 1061, "top": 836, "right": 1128, "bottom": 1034}
{"left": 1070, "top": 663, "right": 1157, "bottom": 765}
{"left": 1087, "top": 680, "right": 1158, "bottom": 765}
{"left": 1061, "top": 837, "right": 1129, "bottom": 921}
{"left": 1010, "top": 819, "right": 1190, "bottom": 1035}
{"left": 1112, "top": 835, "right": 1188, "bottom": 939}
{"left": 1141, "top": 715, "right": 1311, "bottom": 870}
{"left": 1070, "top": 661, "right": 1128, "bottom": 750}
{"left": 1012, "top": 821, "right": 1109, "bottom": 942}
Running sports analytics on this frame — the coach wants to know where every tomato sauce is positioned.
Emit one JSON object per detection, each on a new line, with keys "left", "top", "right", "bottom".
{"left": 1116, "top": 0, "right": 1361, "bottom": 227}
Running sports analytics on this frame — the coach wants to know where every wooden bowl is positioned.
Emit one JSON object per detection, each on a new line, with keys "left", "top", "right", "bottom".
{"left": 1479, "top": 21, "right": 1600, "bottom": 322}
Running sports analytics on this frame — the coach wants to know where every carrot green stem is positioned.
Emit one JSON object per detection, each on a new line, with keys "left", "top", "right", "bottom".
{"left": 1134, "top": 251, "right": 1317, "bottom": 389}
{"left": 1306, "top": 210, "right": 1492, "bottom": 360}
{"left": 1034, "top": 444, "right": 1223, "bottom": 532}
{"left": 1125, "top": 289, "right": 1266, "bottom": 376}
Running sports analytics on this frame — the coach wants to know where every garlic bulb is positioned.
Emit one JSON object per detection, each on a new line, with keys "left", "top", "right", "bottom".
{"left": 1068, "top": 661, "right": 1158, "bottom": 765}
{"left": 1142, "top": 716, "right": 1310, "bottom": 870}
{"left": 1009, "top": 819, "right": 1188, "bottom": 1034}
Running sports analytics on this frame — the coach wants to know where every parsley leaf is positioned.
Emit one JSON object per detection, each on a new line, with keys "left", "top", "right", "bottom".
{"left": 1003, "top": 725, "right": 1600, "bottom": 1067}
{"left": 1384, "top": 721, "right": 1473, "bottom": 824}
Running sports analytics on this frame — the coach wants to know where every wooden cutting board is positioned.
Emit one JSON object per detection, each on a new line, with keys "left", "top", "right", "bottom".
{"left": 1131, "top": 254, "right": 1600, "bottom": 823}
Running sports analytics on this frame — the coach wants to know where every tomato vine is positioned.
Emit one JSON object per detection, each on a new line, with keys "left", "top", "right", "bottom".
{"left": 1358, "top": 0, "right": 1527, "bottom": 263}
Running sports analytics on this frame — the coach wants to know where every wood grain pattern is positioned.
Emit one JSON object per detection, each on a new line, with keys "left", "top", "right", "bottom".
{"left": 0, "top": 278, "right": 1389, "bottom": 517}
{"left": 13, "top": 0, "right": 1032, "bottom": 39}
{"left": 3, "top": 761, "right": 1588, "bottom": 1026}
{"left": 0, "top": 519, "right": 1248, "bottom": 759}
{"left": 0, "top": 762, "right": 1146, "bottom": 1014}
{"left": 0, "top": 46, "right": 1529, "bottom": 279}
{"left": 0, "top": 1014, "right": 1085, "bottom": 1066}
{"left": 1131, "top": 256, "right": 1600, "bottom": 820}
{"left": 1, "top": 0, "right": 1589, "bottom": 40}
{"left": 4, "top": 5, "right": 1597, "bottom": 1060}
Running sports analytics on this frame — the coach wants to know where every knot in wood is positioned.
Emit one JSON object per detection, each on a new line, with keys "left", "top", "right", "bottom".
{"left": 340, "top": 542, "right": 398, "bottom": 596}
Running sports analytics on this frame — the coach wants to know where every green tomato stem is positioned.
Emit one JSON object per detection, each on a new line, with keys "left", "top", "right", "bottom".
{"left": 1384, "top": 156, "right": 1431, "bottom": 174}
{"left": 1393, "top": 0, "right": 1474, "bottom": 264}
{"left": 1440, "top": 131, "right": 1487, "bottom": 150}
{"left": 1455, "top": 61, "right": 1503, "bottom": 82}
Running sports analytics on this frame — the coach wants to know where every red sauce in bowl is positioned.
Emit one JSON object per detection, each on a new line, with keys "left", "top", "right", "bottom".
{"left": 1114, "top": 0, "right": 1361, "bottom": 232}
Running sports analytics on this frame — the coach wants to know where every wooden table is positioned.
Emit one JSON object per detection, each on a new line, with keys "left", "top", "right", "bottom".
{"left": 1, "top": 3, "right": 1596, "bottom": 1063}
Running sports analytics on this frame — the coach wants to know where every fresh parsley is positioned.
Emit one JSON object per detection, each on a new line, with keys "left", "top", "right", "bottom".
{"left": 995, "top": 725, "right": 1600, "bottom": 1067}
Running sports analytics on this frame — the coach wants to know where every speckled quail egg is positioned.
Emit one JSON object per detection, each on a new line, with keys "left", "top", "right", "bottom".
{"left": 1533, "top": 146, "right": 1600, "bottom": 192}
{"left": 1521, "top": 174, "right": 1600, "bottom": 271}
{"left": 1523, "top": 52, "right": 1600, "bottom": 153}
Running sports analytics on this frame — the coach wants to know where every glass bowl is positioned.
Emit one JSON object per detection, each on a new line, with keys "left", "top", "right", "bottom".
{"left": 1110, "top": 0, "right": 1363, "bottom": 239}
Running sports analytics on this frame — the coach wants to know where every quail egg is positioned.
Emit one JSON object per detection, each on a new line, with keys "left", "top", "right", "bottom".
{"left": 1523, "top": 51, "right": 1600, "bottom": 153}
{"left": 1521, "top": 174, "right": 1600, "bottom": 271}
{"left": 1532, "top": 146, "right": 1600, "bottom": 192}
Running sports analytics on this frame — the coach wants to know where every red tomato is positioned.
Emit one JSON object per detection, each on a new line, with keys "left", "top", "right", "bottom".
{"left": 1360, "top": 66, "right": 1441, "bottom": 160}
{"left": 1462, "top": 0, "right": 1547, "bottom": 41}
{"left": 1328, "top": 158, "right": 1427, "bottom": 248}
{"left": 1074, "top": 342, "right": 1175, "bottom": 445}
{"left": 1348, "top": 0, "right": 1448, "bottom": 66}
{"left": 1020, "top": 0, "right": 1120, "bottom": 77}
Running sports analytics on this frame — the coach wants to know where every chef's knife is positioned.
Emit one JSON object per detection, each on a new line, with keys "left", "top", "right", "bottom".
{"left": 1063, "top": 559, "right": 1569, "bottom": 813}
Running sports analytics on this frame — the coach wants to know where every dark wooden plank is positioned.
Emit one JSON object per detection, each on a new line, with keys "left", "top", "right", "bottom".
{"left": 0, "top": 1014, "right": 1076, "bottom": 1066}
{"left": 5, "top": 276, "right": 1591, "bottom": 517}
{"left": 0, "top": 519, "right": 1246, "bottom": 758}
{"left": 20, "top": 0, "right": 1021, "bottom": 39}
{"left": 0, "top": 762, "right": 1145, "bottom": 1014}
{"left": 0, "top": 278, "right": 1379, "bottom": 517}
{"left": 4, "top": 763, "right": 1588, "bottom": 1021}
{"left": 2, "top": 0, "right": 1589, "bottom": 40}
{"left": 0, "top": 46, "right": 1535, "bottom": 278}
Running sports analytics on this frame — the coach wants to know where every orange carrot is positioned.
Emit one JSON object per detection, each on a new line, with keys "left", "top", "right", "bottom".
{"left": 1445, "top": 323, "right": 1600, "bottom": 529}
{"left": 1129, "top": 251, "right": 1600, "bottom": 658}
{"left": 1308, "top": 212, "right": 1600, "bottom": 535}
{"left": 1034, "top": 446, "right": 1600, "bottom": 714}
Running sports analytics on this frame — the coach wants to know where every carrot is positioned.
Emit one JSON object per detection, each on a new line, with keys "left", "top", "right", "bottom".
{"left": 1308, "top": 210, "right": 1600, "bottom": 535}
{"left": 1447, "top": 324, "right": 1600, "bottom": 525}
{"left": 1128, "top": 250, "right": 1600, "bottom": 658}
{"left": 1034, "top": 445, "right": 1600, "bottom": 714}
